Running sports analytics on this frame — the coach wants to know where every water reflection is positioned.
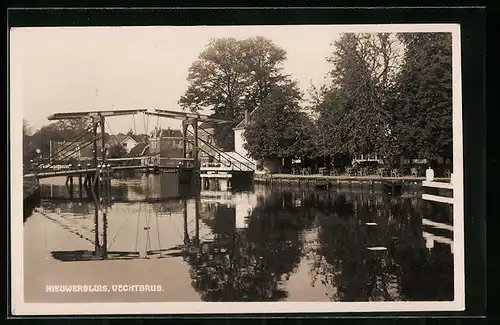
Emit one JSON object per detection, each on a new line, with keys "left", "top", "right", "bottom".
{"left": 25, "top": 175, "right": 454, "bottom": 302}
{"left": 184, "top": 191, "right": 317, "bottom": 301}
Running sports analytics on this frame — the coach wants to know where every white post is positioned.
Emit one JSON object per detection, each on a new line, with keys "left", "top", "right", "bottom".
{"left": 426, "top": 166, "right": 434, "bottom": 182}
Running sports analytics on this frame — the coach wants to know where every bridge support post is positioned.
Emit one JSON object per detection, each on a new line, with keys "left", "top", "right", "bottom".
{"left": 93, "top": 203, "right": 100, "bottom": 259}
{"left": 78, "top": 175, "right": 83, "bottom": 199}
{"left": 68, "top": 177, "right": 74, "bottom": 198}
{"left": 194, "top": 193, "right": 200, "bottom": 246}
{"left": 102, "top": 208, "right": 108, "bottom": 259}
{"left": 183, "top": 199, "right": 189, "bottom": 245}
{"left": 92, "top": 118, "right": 98, "bottom": 169}
{"left": 182, "top": 120, "right": 188, "bottom": 166}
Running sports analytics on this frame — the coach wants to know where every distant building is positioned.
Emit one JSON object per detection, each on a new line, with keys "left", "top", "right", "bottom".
{"left": 232, "top": 108, "right": 271, "bottom": 173}
{"left": 108, "top": 133, "right": 148, "bottom": 154}
{"left": 129, "top": 142, "right": 150, "bottom": 165}
{"left": 148, "top": 127, "right": 194, "bottom": 167}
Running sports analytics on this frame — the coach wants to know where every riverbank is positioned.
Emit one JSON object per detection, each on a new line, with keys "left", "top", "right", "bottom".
{"left": 254, "top": 173, "right": 450, "bottom": 191}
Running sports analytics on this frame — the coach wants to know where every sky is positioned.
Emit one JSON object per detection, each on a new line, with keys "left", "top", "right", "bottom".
{"left": 10, "top": 25, "right": 341, "bottom": 135}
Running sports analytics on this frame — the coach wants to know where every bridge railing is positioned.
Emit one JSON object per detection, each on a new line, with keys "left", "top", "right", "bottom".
{"left": 186, "top": 130, "right": 254, "bottom": 172}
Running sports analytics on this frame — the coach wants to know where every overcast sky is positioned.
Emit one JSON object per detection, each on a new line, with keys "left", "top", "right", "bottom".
{"left": 10, "top": 25, "right": 341, "bottom": 135}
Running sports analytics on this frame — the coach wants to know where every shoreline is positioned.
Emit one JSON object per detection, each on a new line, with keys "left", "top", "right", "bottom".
{"left": 254, "top": 173, "right": 450, "bottom": 183}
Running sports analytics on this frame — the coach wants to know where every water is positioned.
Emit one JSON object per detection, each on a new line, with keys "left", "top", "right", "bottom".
{"left": 23, "top": 173, "right": 454, "bottom": 302}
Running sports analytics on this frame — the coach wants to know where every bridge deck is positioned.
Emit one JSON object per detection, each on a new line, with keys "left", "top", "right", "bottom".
{"left": 25, "top": 165, "right": 194, "bottom": 179}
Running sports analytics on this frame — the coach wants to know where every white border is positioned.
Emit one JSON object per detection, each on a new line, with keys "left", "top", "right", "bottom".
{"left": 10, "top": 23, "right": 464, "bottom": 315}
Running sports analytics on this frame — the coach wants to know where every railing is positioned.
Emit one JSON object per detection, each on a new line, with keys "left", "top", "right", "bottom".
{"left": 421, "top": 170, "right": 454, "bottom": 205}
{"left": 185, "top": 130, "right": 254, "bottom": 171}
{"left": 197, "top": 127, "right": 255, "bottom": 167}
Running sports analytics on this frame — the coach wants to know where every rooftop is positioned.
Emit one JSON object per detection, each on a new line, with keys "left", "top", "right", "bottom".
{"left": 234, "top": 108, "right": 259, "bottom": 130}
{"left": 150, "top": 128, "right": 183, "bottom": 138}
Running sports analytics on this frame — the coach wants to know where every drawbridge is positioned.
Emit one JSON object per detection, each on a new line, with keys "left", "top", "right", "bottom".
{"left": 24, "top": 108, "right": 255, "bottom": 185}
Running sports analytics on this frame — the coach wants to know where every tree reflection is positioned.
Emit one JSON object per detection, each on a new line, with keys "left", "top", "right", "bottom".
{"left": 184, "top": 190, "right": 315, "bottom": 301}
{"left": 308, "top": 192, "right": 454, "bottom": 301}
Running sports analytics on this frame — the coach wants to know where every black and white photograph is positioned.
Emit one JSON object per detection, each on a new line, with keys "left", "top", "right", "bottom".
{"left": 10, "top": 22, "right": 464, "bottom": 315}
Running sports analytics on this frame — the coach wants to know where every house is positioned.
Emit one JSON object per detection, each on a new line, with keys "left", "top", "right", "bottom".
{"left": 108, "top": 133, "right": 148, "bottom": 154}
{"left": 148, "top": 127, "right": 194, "bottom": 167}
{"left": 129, "top": 142, "right": 150, "bottom": 165}
{"left": 231, "top": 108, "right": 277, "bottom": 173}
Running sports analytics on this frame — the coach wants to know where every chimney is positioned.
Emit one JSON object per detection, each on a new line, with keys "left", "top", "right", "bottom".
{"left": 245, "top": 109, "right": 249, "bottom": 125}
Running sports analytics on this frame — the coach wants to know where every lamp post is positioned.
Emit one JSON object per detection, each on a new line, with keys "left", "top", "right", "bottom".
{"left": 35, "top": 148, "right": 41, "bottom": 166}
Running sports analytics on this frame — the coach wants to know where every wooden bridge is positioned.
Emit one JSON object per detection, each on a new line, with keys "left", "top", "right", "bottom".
{"left": 24, "top": 108, "right": 254, "bottom": 183}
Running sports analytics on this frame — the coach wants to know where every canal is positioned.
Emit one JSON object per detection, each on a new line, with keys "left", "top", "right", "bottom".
{"left": 23, "top": 173, "right": 454, "bottom": 303}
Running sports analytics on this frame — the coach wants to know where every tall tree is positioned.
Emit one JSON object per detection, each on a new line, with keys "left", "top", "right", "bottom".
{"left": 390, "top": 33, "right": 453, "bottom": 163}
{"left": 24, "top": 118, "right": 93, "bottom": 164}
{"left": 311, "top": 33, "right": 401, "bottom": 159}
{"left": 243, "top": 84, "right": 314, "bottom": 162}
{"left": 179, "top": 37, "right": 293, "bottom": 151}
{"left": 23, "top": 119, "right": 32, "bottom": 137}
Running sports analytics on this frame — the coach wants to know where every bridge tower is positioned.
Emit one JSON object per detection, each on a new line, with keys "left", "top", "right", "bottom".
{"left": 145, "top": 109, "right": 231, "bottom": 189}
{"left": 46, "top": 109, "right": 147, "bottom": 259}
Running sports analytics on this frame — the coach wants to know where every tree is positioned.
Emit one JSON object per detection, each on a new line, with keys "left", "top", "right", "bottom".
{"left": 23, "top": 118, "right": 94, "bottom": 164}
{"left": 390, "top": 33, "right": 453, "bottom": 163}
{"left": 179, "top": 37, "right": 294, "bottom": 151}
{"left": 23, "top": 120, "right": 34, "bottom": 164}
{"left": 107, "top": 143, "right": 127, "bottom": 159}
{"left": 311, "top": 33, "right": 402, "bottom": 159}
{"left": 243, "top": 84, "right": 314, "bottom": 162}
{"left": 23, "top": 119, "right": 32, "bottom": 137}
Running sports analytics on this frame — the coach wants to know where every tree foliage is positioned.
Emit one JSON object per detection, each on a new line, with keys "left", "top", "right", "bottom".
{"left": 243, "top": 85, "right": 314, "bottom": 161}
{"left": 390, "top": 33, "right": 453, "bottom": 161}
{"left": 311, "top": 33, "right": 401, "bottom": 159}
{"left": 108, "top": 143, "right": 127, "bottom": 159}
{"left": 179, "top": 37, "right": 295, "bottom": 151}
{"left": 23, "top": 118, "right": 93, "bottom": 164}
{"left": 309, "top": 32, "right": 453, "bottom": 166}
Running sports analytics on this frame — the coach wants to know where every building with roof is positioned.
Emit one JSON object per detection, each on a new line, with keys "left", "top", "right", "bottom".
{"left": 108, "top": 133, "right": 148, "bottom": 154}
{"left": 148, "top": 127, "right": 194, "bottom": 167}
{"left": 231, "top": 109, "right": 275, "bottom": 173}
